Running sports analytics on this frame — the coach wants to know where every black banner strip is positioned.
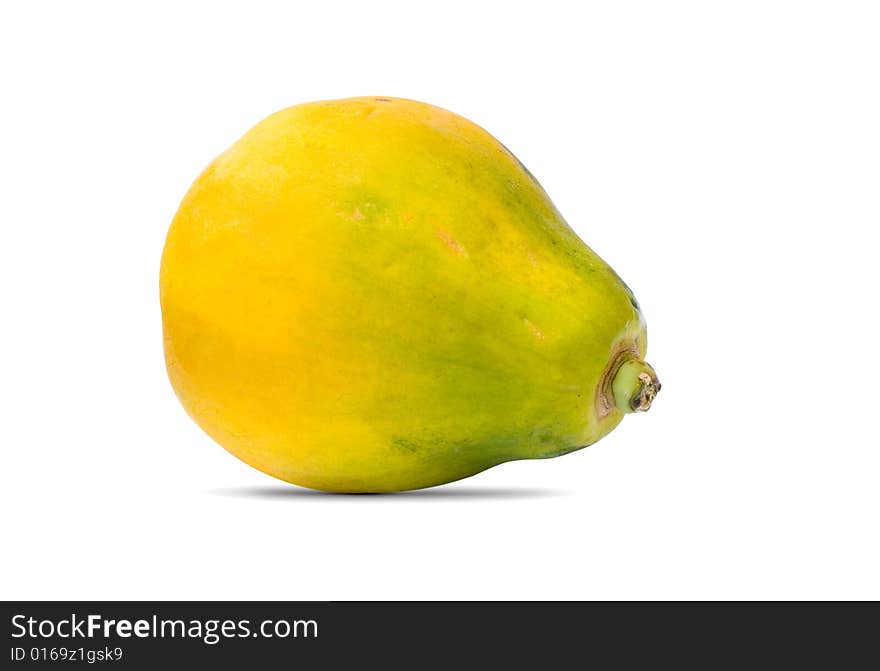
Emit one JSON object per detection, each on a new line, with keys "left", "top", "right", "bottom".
{"left": 2, "top": 602, "right": 877, "bottom": 667}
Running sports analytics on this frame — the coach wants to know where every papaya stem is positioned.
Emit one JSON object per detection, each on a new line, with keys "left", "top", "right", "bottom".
{"left": 611, "top": 357, "right": 661, "bottom": 413}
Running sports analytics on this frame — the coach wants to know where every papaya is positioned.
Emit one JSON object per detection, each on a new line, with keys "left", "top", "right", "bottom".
{"left": 160, "top": 96, "right": 660, "bottom": 492}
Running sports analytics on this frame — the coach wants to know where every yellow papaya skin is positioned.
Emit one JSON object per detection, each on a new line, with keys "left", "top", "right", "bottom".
{"left": 160, "top": 97, "right": 657, "bottom": 492}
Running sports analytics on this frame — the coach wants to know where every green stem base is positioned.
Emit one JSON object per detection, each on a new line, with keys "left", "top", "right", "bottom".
{"left": 611, "top": 357, "right": 661, "bottom": 413}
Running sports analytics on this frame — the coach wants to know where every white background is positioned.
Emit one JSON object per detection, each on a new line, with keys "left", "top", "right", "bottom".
{"left": 2, "top": 1, "right": 878, "bottom": 600}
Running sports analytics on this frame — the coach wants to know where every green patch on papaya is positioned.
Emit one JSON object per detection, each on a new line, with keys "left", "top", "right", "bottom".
{"left": 391, "top": 437, "right": 422, "bottom": 453}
